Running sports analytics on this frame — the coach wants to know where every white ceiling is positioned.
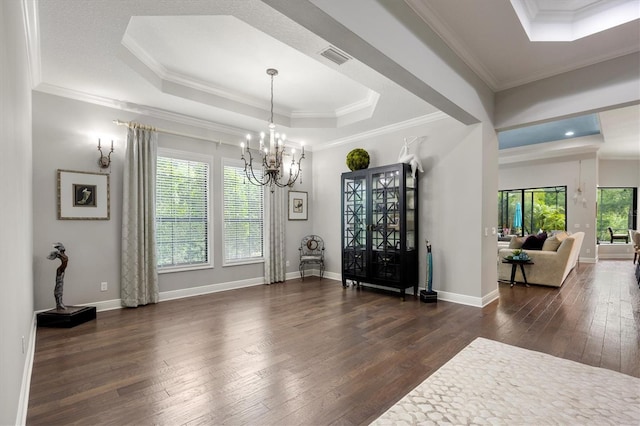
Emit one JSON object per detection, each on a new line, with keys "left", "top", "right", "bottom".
{"left": 30, "top": 0, "right": 639, "bottom": 157}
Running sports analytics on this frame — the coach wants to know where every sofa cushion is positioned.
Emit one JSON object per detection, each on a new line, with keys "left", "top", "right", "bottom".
{"left": 509, "top": 236, "right": 526, "bottom": 249}
{"left": 542, "top": 235, "right": 562, "bottom": 251}
{"left": 522, "top": 233, "right": 547, "bottom": 250}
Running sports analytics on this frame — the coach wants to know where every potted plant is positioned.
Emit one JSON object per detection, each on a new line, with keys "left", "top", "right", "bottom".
{"left": 346, "top": 148, "right": 370, "bottom": 171}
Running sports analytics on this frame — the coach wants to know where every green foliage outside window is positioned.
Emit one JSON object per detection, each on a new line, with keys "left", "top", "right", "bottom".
{"left": 498, "top": 186, "right": 566, "bottom": 235}
{"left": 597, "top": 188, "right": 637, "bottom": 242}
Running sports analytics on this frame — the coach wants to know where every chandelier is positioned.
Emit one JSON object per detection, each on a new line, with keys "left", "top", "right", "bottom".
{"left": 240, "top": 68, "right": 304, "bottom": 191}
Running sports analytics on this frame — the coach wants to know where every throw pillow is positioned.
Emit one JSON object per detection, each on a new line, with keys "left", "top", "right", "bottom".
{"left": 522, "top": 233, "right": 547, "bottom": 250}
{"left": 509, "top": 236, "right": 525, "bottom": 249}
{"left": 542, "top": 235, "right": 562, "bottom": 251}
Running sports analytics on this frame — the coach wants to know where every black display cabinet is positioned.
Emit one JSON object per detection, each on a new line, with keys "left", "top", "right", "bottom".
{"left": 341, "top": 162, "right": 419, "bottom": 299}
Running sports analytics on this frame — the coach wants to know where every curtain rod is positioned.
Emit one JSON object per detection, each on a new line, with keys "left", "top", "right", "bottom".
{"left": 113, "top": 119, "right": 225, "bottom": 146}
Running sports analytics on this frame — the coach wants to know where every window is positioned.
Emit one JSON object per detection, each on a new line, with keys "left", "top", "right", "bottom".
{"left": 597, "top": 187, "right": 638, "bottom": 242}
{"left": 156, "top": 149, "right": 211, "bottom": 270}
{"left": 223, "top": 159, "right": 264, "bottom": 264}
{"left": 498, "top": 186, "right": 566, "bottom": 235}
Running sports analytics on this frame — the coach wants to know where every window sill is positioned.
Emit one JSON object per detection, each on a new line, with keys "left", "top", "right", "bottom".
{"left": 223, "top": 259, "right": 264, "bottom": 267}
{"left": 159, "top": 264, "right": 213, "bottom": 274}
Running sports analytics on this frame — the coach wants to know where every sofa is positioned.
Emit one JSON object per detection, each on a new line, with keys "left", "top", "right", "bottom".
{"left": 498, "top": 231, "right": 584, "bottom": 287}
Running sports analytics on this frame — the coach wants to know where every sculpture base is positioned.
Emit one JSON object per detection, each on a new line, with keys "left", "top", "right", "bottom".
{"left": 37, "top": 306, "right": 96, "bottom": 328}
{"left": 420, "top": 290, "right": 438, "bottom": 303}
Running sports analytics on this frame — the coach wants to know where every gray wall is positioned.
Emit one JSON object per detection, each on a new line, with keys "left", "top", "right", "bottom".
{"left": 313, "top": 115, "right": 498, "bottom": 304}
{"left": 32, "top": 92, "right": 314, "bottom": 311}
{"left": 1, "top": 0, "right": 34, "bottom": 424}
{"left": 32, "top": 88, "right": 501, "bottom": 312}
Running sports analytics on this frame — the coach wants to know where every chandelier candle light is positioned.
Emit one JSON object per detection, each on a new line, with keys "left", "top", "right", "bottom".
{"left": 240, "top": 68, "right": 304, "bottom": 191}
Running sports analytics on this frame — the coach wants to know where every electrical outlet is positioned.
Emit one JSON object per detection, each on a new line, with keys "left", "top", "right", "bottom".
{"left": 586, "top": 249, "right": 591, "bottom": 254}
{"left": 100, "top": 282, "right": 108, "bottom": 291}
{"left": 21, "top": 336, "right": 25, "bottom": 354}
{"left": 286, "top": 260, "right": 290, "bottom": 267}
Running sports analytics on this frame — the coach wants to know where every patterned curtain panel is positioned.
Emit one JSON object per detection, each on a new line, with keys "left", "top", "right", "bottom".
{"left": 121, "top": 126, "right": 159, "bottom": 307}
{"left": 264, "top": 186, "right": 286, "bottom": 284}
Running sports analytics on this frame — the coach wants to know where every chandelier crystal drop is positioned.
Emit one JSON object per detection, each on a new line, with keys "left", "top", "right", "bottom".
{"left": 240, "top": 68, "right": 304, "bottom": 192}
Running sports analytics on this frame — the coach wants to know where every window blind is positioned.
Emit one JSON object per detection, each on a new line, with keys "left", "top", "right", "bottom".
{"left": 156, "top": 154, "right": 210, "bottom": 268}
{"left": 223, "top": 160, "right": 264, "bottom": 264}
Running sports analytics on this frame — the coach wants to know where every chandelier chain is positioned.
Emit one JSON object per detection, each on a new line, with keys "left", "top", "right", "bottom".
{"left": 270, "top": 73, "right": 274, "bottom": 124}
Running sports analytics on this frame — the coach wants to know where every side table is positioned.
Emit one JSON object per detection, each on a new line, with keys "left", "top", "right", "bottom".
{"left": 502, "top": 258, "right": 534, "bottom": 287}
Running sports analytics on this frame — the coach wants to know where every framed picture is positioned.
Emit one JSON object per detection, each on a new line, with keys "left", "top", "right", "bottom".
{"left": 288, "top": 190, "right": 308, "bottom": 220}
{"left": 57, "top": 169, "right": 110, "bottom": 220}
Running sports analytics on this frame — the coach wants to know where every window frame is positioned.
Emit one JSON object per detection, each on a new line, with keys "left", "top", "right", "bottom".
{"left": 498, "top": 186, "right": 567, "bottom": 236}
{"left": 596, "top": 186, "right": 638, "bottom": 243}
{"left": 156, "top": 148, "right": 213, "bottom": 273}
{"left": 221, "top": 158, "right": 265, "bottom": 267}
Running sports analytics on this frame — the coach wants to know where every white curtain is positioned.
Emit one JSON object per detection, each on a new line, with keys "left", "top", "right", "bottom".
{"left": 121, "top": 125, "right": 159, "bottom": 307}
{"left": 264, "top": 186, "right": 286, "bottom": 284}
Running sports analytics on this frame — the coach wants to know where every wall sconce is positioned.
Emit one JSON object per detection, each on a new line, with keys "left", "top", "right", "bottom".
{"left": 97, "top": 139, "right": 114, "bottom": 170}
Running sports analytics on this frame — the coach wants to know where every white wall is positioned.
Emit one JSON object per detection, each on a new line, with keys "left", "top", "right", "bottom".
{"left": 32, "top": 92, "right": 314, "bottom": 311}
{"left": 599, "top": 159, "right": 640, "bottom": 188}
{"left": 1, "top": 0, "right": 35, "bottom": 424}
{"left": 313, "top": 116, "right": 497, "bottom": 305}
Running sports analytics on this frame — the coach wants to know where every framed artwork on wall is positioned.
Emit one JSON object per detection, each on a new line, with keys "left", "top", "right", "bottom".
{"left": 288, "top": 190, "right": 308, "bottom": 220}
{"left": 57, "top": 169, "right": 110, "bottom": 220}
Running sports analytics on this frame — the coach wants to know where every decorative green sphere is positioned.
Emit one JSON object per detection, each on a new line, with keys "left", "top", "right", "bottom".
{"left": 346, "top": 148, "right": 370, "bottom": 171}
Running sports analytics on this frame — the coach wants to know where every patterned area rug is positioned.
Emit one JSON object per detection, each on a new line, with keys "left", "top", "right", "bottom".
{"left": 371, "top": 337, "right": 640, "bottom": 425}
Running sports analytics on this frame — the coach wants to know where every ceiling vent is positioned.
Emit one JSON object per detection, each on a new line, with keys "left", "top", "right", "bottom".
{"left": 320, "top": 46, "right": 352, "bottom": 65}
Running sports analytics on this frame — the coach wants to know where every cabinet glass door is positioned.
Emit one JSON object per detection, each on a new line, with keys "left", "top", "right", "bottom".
{"left": 343, "top": 175, "right": 367, "bottom": 278}
{"left": 406, "top": 169, "right": 417, "bottom": 251}
{"left": 371, "top": 169, "right": 400, "bottom": 281}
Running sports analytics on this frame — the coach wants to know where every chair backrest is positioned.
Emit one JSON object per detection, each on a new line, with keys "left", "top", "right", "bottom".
{"left": 300, "top": 235, "right": 324, "bottom": 257}
{"left": 631, "top": 230, "right": 640, "bottom": 246}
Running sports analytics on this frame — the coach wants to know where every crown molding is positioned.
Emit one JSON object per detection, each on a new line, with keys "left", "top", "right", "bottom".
{"left": 314, "top": 111, "right": 449, "bottom": 151}
{"left": 34, "top": 83, "right": 249, "bottom": 139}
{"left": 122, "top": 32, "right": 378, "bottom": 124}
{"left": 498, "top": 136, "right": 602, "bottom": 165}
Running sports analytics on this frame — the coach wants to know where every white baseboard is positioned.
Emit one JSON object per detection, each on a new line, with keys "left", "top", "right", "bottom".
{"left": 68, "top": 272, "right": 330, "bottom": 313}
{"left": 595, "top": 253, "right": 633, "bottom": 260}
{"left": 435, "top": 290, "right": 488, "bottom": 308}
{"left": 160, "top": 276, "right": 264, "bottom": 302}
{"left": 481, "top": 287, "right": 500, "bottom": 307}
{"left": 16, "top": 314, "right": 37, "bottom": 426}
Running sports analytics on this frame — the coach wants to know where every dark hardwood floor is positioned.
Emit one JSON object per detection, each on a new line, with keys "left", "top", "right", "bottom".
{"left": 27, "top": 260, "right": 639, "bottom": 425}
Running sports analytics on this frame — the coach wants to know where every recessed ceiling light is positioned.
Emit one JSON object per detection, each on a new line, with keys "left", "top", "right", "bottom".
{"left": 565, "top": 131, "right": 575, "bottom": 136}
